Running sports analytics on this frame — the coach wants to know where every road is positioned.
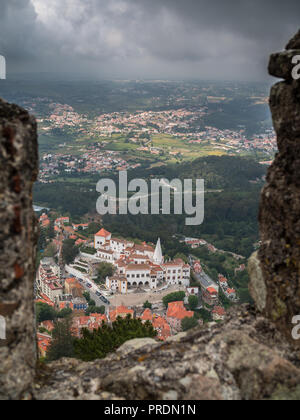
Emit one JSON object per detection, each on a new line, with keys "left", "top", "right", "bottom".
{"left": 78, "top": 278, "right": 111, "bottom": 309}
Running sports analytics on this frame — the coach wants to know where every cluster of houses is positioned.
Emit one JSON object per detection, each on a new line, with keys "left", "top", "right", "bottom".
{"left": 35, "top": 213, "right": 243, "bottom": 358}
{"left": 39, "top": 147, "right": 131, "bottom": 182}
{"left": 36, "top": 258, "right": 89, "bottom": 310}
{"left": 37, "top": 298, "right": 202, "bottom": 357}
{"left": 35, "top": 225, "right": 191, "bottom": 306}
{"left": 191, "top": 259, "right": 227, "bottom": 321}
{"left": 39, "top": 213, "right": 51, "bottom": 229}
{"left": 218, "top": 275, "right": 237, "bottom": 301}
{"left": 183, "top": 236, "right": 245, "bottom": 261}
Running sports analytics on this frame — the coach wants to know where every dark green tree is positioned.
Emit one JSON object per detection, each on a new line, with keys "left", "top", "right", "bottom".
{"left": 37, "top": 229, "right": 47, "bottom": 251}
{"left": 143, "top": 301, "right": 152, "bottom": 310}
{"left": 36, "top": 302, "right": 57, "bottom": 323}
{"left": 83, "top": 291, "right": 91, "bottom": 302}
{"left": 85, "top": 306, "right": 106, "bottom": 316}
{"left": 174, "top": 253, "right": 189, "bottom": 264}
{"left": 46, "top": 318, "right": 75, "bottom": 362}
{"left": 47, "top": 221, "right": 55, "bottom": 240}
{"left": 163, "top": 291, "right": 186, "bottom": 308}
{"left": 197, "top": 309, "right": 213, "bottom": 323}
{"left": 62, "top": 239, "right": 79, "bottom": 265}
{"left": 74, "top": 315, "right": 157, "bottom": 362}
{"left": 181, "top": 317, "right": 198, "bottom": 332}
{"left": 96, "top": 263, "right": 114, "bottom": 284}
{"left": 43, "top": 243, "right": 56, "bottom": 258}
{"left": 188, "top": 295, "right": 199, "bottom": 310}
{"left": 57, "top": 308, "right": 73, "bottom": 319}
{"left": 86, "top": 223, "right": 101, "bottom": 235}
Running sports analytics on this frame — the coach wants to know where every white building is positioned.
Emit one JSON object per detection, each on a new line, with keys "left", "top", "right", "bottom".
{"left": 106, "top": 276, "right": 128, "bottom": 294}
{"left": 97, "top": 248, "right": 115, "bottom": 263}
{"left": 37, "top": 258, "right": 63, "bottom": 303}
{"left": 94, "top": 228, "right": 112, "bottom": 248}
{"left": 162, "top": 259, "right": 191, "bottom": 287}
{"left": 93, "top": 230, "right": 190, "bottom": 294}
{"left": 153, "top": 238, "right": 164, "bottom": 264}
{"left": 125, "top": 264, "right": 156, "bottom": 289}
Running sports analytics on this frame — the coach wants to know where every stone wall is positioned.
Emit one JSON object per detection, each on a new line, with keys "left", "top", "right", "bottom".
{"left": 258, "top": 29, "right": 300, "bottom": 348}
{"left": 0, "top": 31, "right": 300, "bottom": 400}
{"left": 0, "top": 99, "right": 38, "bottom": 399}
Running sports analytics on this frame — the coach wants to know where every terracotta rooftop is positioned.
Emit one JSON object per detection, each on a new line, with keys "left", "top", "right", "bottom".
{"left": 95, "top": 228, "right": 111, "bottom": 238}
{"left": 167, "top": 301, "right": 194, "bottom": 321}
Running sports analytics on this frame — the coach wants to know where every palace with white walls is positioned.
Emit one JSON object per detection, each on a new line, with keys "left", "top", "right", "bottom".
{"left": 93, "top": 228, "right": 190, "bottom": 294}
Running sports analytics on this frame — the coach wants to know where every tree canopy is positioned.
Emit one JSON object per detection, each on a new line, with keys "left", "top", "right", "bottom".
{"left": 74, "top": 315, "right": 157, "bottom": 362}
{"left": 181, "top": 316, "right": 198, "bottom": 332}
{"left": 96, "top": 262, "right": 115, "bottom": 284}
{"left": 163, "top": 291, "right": 186, "bottom": 308}
{"left": 46, "top": 318, "right": 75, "bottom": 362}
{"left": 62, "top": 239, "right": 79, "bottom": 265}
{"left": 36, "top": 302, "right": 57, "bottom": 323}
{"left": 188, "top": 295, "right": 199, "bottom": 310}
{"left": 143, "top": 301, "right": 152, "bottom": 310}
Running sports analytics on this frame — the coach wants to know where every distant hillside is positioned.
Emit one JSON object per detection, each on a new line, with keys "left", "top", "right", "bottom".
{"left": 133, "top": 155, "right": 266, "bottom": 190}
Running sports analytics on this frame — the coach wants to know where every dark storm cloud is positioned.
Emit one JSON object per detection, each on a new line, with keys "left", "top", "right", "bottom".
{"left": 0, "top": 0, "right": 299, "bottom": 80}
{"left": 0, "top": 0, "right": 40, "bottom": 60}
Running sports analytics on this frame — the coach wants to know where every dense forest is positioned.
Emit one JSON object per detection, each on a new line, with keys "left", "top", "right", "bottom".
{"left": 103, "top": 187, "right": 260, "bottom": 258}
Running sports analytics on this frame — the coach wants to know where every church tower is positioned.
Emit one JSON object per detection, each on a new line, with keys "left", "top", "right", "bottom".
{"left": 153, "top": 238, "right": 164, "bottom": 264}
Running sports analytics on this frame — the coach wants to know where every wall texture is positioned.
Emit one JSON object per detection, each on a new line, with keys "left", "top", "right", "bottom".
{"left": 258, "top": 30, "right": 300, "bottom": 347}
{"left": 0, "top": 99, "right": 38, "bottom": 400}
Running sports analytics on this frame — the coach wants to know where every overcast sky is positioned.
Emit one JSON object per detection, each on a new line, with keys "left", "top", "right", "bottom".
{"left": 0, "top": 0, "right": 299, "bottom": 81}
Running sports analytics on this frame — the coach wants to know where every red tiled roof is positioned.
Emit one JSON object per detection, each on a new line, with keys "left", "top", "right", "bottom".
{"left": 110, "top": 306, "right": 134, "bottom": 322}
{"left": 212, "top": 306, "right": 226, "bottom": 316}
{"left": 227, "top": 288, "right": 236, "bottom": 295}
{"left": 37, "top": 333, "right": 52, "bottom": 355}
{"left": 167, "top": 301, "right": 194, "bottom": 321}
{"left": 207, "top": 287, "right": 218, "bottom": 295}
{"left": 59, "top": 302, "right": 74, "bottom": 310}
{"left": 36, "top": 294, "right": 55, "bottom": 307}
{"left": 152, "top": 316, "right": 171, "bottom": 341}
{"left": 65, "top": 277, "right": 77, "bottom": 285}
{"left": 141, "top": 309, "right": 153, "bottom": 321}
{"left": 126, "top": 264, "right": 151, "bottom": 271}
{"left": 90, "top": 314, "right": 108, "bottom": 323}
{"left": 95, "top": 228, "right": 111, "bottom": 238}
